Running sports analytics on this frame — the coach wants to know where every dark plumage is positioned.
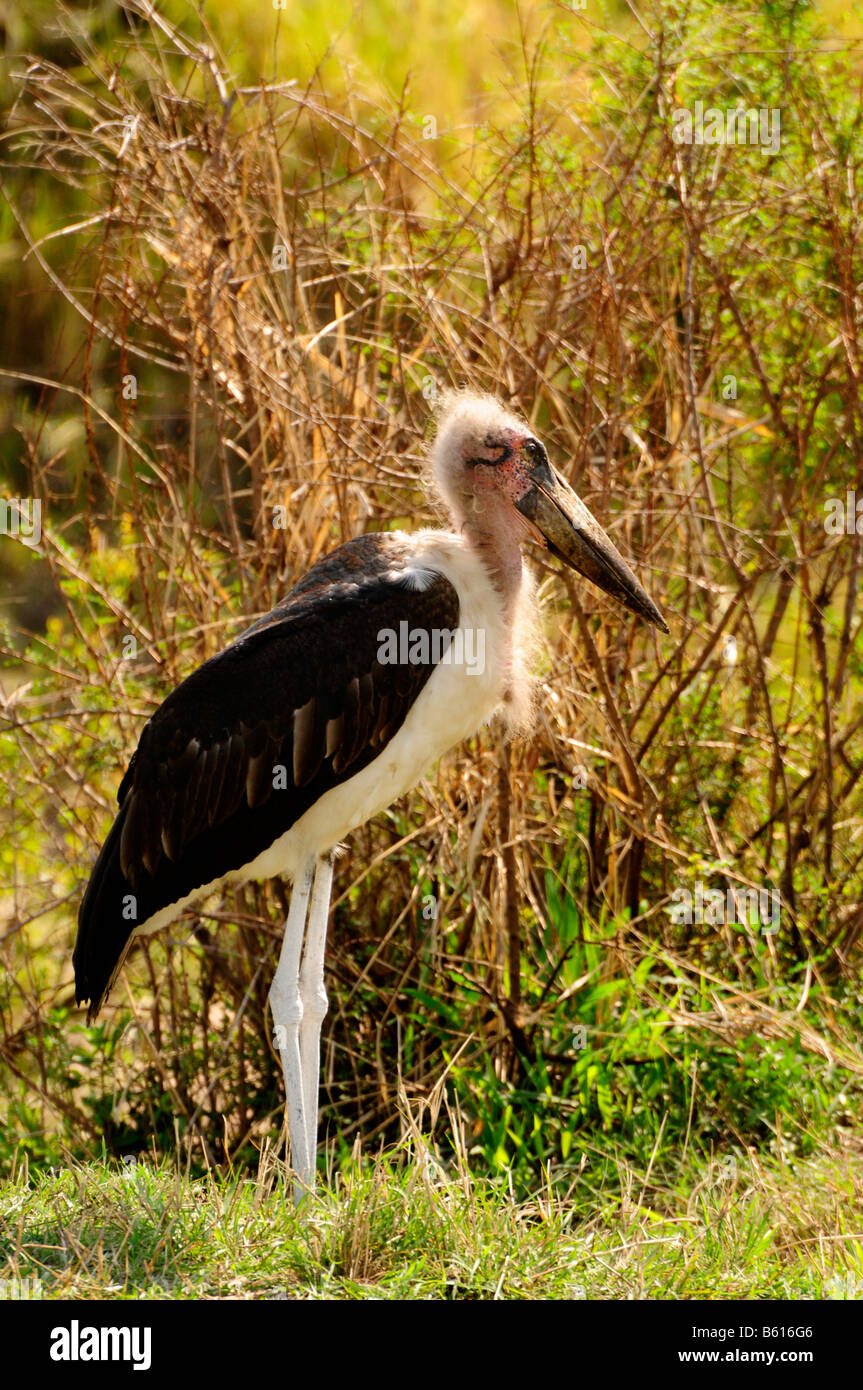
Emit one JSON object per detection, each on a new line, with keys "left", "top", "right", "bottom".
{"left": 74, "top": 534, "right": 458, "bottom": 1019}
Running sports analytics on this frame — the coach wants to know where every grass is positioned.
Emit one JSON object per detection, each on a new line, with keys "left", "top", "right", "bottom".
{"left": 2, "top": 1133, "right": 863, "bottom": 1300}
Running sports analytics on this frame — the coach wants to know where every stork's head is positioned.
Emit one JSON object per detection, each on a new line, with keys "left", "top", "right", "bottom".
{"left": 430, "top": 391, "right": 668, "bottom": 632}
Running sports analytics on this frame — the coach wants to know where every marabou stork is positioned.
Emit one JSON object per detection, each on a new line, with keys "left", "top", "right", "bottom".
{"left": 74, "top": 392, "right": 667, "bottom": 1198}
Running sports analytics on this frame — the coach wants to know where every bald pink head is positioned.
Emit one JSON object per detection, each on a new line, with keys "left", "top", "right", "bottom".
{"left": 429, "top": 391, "right": 540, "bottom": 532}
{"left": 426, "top": 389, "right": 669, "bottom": 633}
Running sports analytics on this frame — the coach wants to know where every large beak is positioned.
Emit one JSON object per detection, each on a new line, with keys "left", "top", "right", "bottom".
{"left": 516, "top": 462, "right": 669, "bottom": 632}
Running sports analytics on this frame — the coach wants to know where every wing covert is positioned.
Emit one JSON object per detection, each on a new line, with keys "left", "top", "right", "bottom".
{"left": 112, "top": 541, "right": 460, "bottom": 894}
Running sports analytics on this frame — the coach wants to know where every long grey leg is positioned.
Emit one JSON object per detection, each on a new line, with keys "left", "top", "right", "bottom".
{"left": 298, "top": 854, "right": 334, "bottom": 1189}
{"left": 269, "top": 856, "right": 315, "bottom": 1201}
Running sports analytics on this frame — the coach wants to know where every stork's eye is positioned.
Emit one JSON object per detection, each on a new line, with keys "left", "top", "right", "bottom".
{"left": 523, "top": 438, "right": 545, "bottom": 462}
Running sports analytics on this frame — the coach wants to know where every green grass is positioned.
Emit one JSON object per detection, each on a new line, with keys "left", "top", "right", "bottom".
{"left": 2, "top": 1137, "right": 862, "bottom": 1299}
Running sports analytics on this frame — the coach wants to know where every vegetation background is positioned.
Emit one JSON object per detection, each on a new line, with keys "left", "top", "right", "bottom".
{"left": 0, "top": 0, "right": 862, "bottom": 1298}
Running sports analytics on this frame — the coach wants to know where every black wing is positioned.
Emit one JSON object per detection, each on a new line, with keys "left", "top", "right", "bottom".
{"left": 74, "top": 534, "right": 459, "bottom": 1018}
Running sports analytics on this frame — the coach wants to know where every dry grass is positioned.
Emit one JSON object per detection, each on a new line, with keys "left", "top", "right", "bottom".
{"left": 0, "top": 0, "right": 861, "bottom": 1181}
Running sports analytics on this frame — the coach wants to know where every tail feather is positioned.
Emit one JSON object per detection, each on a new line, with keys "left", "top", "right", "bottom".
{"left": 74, "top": 803, "right": 138, "bottom": 1021}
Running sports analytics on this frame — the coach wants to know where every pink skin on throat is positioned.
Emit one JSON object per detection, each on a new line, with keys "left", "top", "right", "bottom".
{"left": 458, "top": 428, "right": 546, "bottom": 606}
